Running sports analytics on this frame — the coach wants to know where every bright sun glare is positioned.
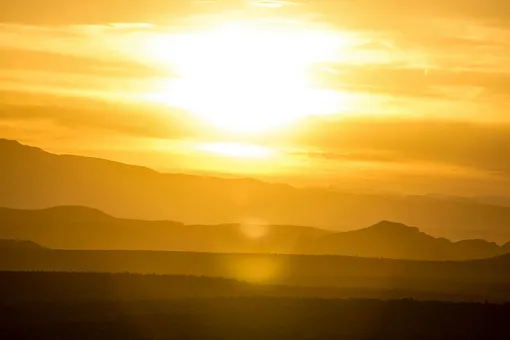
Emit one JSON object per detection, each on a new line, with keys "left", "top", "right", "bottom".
{"left": 144, "top": 21, "right": 347, "bottom": 133}
{"left": 197, "top": 142, "right": 274, "bottom": 158}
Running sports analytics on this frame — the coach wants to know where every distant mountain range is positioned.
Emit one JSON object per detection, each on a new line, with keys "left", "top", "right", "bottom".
{"left": 303, "top": 220, "right": 510, "bottom": 260}
{"left": 0, "top": 206, "right": 324, "bottom": 255}
{"left": 1, "top": 206, "right": 509, "bottom": 260}
{"left": 2, "top": 138, "right": 510, "bottom": 243}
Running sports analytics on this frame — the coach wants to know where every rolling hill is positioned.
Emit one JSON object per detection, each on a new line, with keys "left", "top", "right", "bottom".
{"left": 301, "top": 221, "right": 506, "bottom": 260}
{"left": 0, "top": 206, "right": 508, "bottom": 260}
{"left": 0, "top": 206, "right": 325, "bottom": 253}
{"left": 0, "top": 239, "right": 46, "bottom": 251}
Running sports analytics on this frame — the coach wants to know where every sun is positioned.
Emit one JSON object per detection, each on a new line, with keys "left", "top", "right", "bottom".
{"left": 144, "top": 21, "right": 348, "bottom": 133}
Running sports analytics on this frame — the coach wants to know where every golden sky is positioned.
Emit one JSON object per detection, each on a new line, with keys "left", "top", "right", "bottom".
{"left": 2, "top": 0, "right": 510, "bottom": 195}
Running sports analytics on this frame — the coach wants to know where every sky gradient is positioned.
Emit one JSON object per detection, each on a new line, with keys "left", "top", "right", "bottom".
{"left": 2, "top": 0, "right": 510, "bottom": 195}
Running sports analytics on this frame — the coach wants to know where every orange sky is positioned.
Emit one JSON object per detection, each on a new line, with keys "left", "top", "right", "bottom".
{"left": 2, "top": 0, "right": 510, "bottom": 195}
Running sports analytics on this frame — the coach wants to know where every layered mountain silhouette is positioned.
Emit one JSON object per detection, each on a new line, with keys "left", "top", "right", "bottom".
{"left": 0, "top": 206, "right": 508, "bottom": 260}
{"left": 3, "top": 138, "right": 510, "bottom": 243}
{"left": 301, "top": 221, "right": 506, "bottom": 260}
{"left": 0, "top": 206, "right": 325, "bottom": 254}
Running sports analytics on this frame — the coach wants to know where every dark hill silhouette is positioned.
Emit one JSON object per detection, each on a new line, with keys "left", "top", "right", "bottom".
{"left": 0, "top": 239, "right": 45, "bottom": 251}
{"left": 301, "top": 220, "right": 508, "bottom": 260}
{"left": 3, "top": 205, "right": 113, "bottom": 223}
{"left": 3, "top": 139, "right": 510, "bottom": 242}
{"left": 454, "top": 239, "right": 501, "bottom": 260}
{"left": 0, "top": 206, "right": 325, "bottom": 253}
{"left": 0, "top": 206, "right": 509, "bottom": 260}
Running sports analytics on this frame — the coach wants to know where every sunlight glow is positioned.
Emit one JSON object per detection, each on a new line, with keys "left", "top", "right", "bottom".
{"left": 240, "top": 223, "right": 269, "bottom": 239}
{"left": 144, "top": 21, "right": 352, "bottom": 132}
{"left": 229, "top": 256, "right": 281, "bottom": 283}
{"left": 197, "top": 142, "right": 274, "bottom": 158}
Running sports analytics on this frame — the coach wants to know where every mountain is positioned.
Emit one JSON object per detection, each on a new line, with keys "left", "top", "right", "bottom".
{"left": 0, "top": 206, "right": 508, "bottom": 260}
{"left": 301, "top": 221, "right": 507, "bottom": 260}
{"left": 3, "top": 139, "right": 510, "bottom": 242}
{"left": 0, "top": 206, "right": 326, "bottom": 253}
{"left": 454, "top": 239, "right": 502, "bottom": 260}
{"left": 0, "top": 239, "right": 46, "bottom": 251}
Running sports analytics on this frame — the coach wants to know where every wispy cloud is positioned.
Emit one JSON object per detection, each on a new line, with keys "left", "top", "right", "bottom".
{"left": 2, "top": 0, "right": 510, "bottom": 195}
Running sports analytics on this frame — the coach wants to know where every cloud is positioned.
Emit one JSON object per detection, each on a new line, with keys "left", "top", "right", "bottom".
{"left": 1, "top": 8, "right": 509, "bottom": 114}
{"left": 0, "top": 23, "right": 162, "bottom": 61}
{"left": 289, "top": 148, "right": 402, "bottom": 164}
{"left": 0, "top": 1, "right": 197, "bottom": 25}
{"left": 0, "top": 91, "right": 199, "bottom": 141}
{"left": 305, "top": 0, "right": 510, "bottom": 29}
{"left": 1, "top": 0, "right": 510, "bottom": 191}
{"left": 279, "top": 117, "right": 510, "bottom": 176}
{"left": 0, "top": 23, "right": 181, "bottom": 101}
{"left": 3, "top": 90, "right": 510, "bottom": 196}
{"left": 0, "top": 48, "right": 162, "bottom": 79}
{"left": 1, "top": 0, "right": 507, "bottom": 27}
{"left": 326, "top": 65, "right": 510, "bottom": 101}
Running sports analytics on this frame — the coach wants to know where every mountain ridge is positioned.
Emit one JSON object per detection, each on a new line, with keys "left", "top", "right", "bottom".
{"left": 0, "top": 239, "right": 46, "bottom": 251}
{"left": 302, "top": 220, "right": 508, "bottom": 260}
{"left": 0, "top": 205, "right": 508, "bottom": 260}
{"left": 3, "top": 138, "right": 510, "bottom": 243}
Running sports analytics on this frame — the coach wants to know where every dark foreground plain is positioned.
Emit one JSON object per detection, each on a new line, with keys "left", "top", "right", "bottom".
{"left": 2, "top": 246, "right": 510, "bottom": 302}
{"left": 0, "top": 272, "right": 509, "bottom": 340}
{"left": 2, "top": 271, "right": 509, "bottom": 303}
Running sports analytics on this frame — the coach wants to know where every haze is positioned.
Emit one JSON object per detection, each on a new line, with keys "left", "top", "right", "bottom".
{"left": 3, "top": 2, "right": 510, "bottom": 338}
{"left": 2, "top": 0, "right": 510, "bottom": 196}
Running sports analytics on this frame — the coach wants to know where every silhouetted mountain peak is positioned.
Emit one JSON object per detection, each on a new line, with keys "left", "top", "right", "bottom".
{"left": 0, "top": 138, "right": 24, "bottom": 147}
{"left": 366, "top": 220, "right": 420, "bottom": 234}
{"left": 0, "top": 139, "right": 46, "bottom": 155}
{"left": 40, "top": 206, "right": 113, "bottom": 222}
